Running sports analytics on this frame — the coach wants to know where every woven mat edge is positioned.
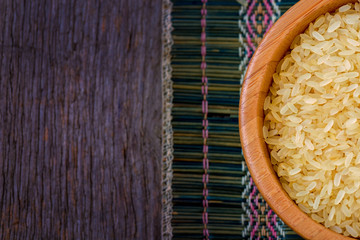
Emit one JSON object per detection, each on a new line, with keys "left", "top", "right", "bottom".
{"left": 161, "top": 0, "right": 174, "bottom": 239}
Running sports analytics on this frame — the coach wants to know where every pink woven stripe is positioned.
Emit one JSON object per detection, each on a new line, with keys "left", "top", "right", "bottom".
{"left": 250, "top": 15, "right": 257, "bottom": 38}
{"left": 247, "top": 0, "right": 256, "bottom": 17}
{"left": 263, "top": 0, "right": 273, "bottom": 16}
{"left": 267, "top": 210, "right": 277, "bottom": 238}
{"left": 264, "top": 13, "right": 269, "bottom": 26}
{"left": 201, "top": 0, "right": 209, "bottom": 239}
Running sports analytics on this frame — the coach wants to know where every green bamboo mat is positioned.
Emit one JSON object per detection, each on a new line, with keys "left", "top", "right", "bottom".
{"left": 170, "top": 0, "right": 303, "bottom": 239}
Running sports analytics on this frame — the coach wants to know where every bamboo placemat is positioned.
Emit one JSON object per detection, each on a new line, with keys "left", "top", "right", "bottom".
{"left": 163, "top": 0, "right": 303, "bottom": 239}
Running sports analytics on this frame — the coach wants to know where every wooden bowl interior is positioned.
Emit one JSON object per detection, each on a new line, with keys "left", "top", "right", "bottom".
{"left": 240, "top": 0, "right": 358, "bottom": 239}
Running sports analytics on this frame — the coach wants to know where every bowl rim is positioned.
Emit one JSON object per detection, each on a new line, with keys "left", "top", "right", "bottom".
{"left": 239, "top": 0, "right": 357, "bottom": 239}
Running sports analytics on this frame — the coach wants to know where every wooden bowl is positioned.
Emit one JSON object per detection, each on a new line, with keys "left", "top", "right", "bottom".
{"left": 239, "top": 0, "right": 358, "bottom": 239}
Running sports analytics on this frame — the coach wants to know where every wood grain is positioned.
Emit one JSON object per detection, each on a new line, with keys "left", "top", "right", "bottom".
{"left": 0, "top": 0, "right": 162, "bottom": 239}
{"left": 239, "top": 0, "right": 357, "bottom": 239}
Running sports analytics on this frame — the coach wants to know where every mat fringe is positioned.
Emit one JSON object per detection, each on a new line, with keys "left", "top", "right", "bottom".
{"left": 161, "top": 0, "right": 174, "bottom": 239}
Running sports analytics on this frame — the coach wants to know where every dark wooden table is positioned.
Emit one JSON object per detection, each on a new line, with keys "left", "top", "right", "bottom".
{"left": 0, "top": 0, "right": 162, "bottom": 239}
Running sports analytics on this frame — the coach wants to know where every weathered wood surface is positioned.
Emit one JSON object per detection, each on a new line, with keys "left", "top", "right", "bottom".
{"left": 0, "top": 0, "right": 162, "bottom": 239}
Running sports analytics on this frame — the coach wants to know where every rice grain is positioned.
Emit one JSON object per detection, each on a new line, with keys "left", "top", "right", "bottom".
{"left": 263, "top": 2, "right": 360, "bottom": 236}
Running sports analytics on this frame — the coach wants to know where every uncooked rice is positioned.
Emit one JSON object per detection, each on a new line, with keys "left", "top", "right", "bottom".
{"left": 263, "top": 1, "right": 360, "bottom": 238}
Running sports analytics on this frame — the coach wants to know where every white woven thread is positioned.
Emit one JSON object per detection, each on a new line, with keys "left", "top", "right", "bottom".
{"left": 162, "top": 0, "right": 174, "bottom": 239}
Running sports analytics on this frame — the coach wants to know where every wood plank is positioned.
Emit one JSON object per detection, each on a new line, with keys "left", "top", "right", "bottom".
{"left": 0, "top": 0, "right": 162, "bottom": 239}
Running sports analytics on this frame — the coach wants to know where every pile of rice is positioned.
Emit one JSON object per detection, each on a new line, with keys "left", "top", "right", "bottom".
{"left": 263, "top": 1, "right": 360, "bottom": 238}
